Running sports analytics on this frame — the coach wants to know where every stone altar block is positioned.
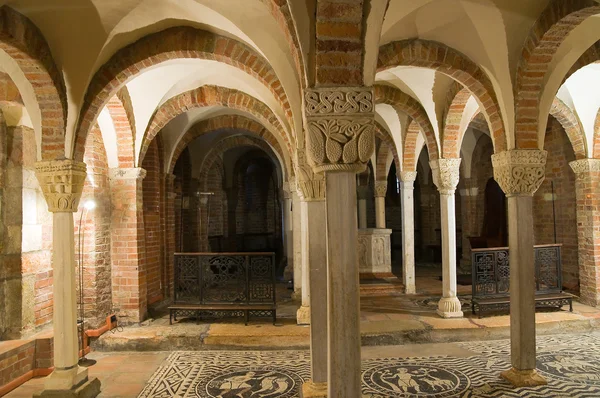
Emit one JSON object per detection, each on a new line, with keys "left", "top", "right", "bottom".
{"left": 357, "top": 228, "right": 392, "bottom": 275}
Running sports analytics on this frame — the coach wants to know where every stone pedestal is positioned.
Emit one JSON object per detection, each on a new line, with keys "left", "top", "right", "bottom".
{"left": 358, "top": 228, "right": 392, "bottom": 275}
{"left": 492, "top": 149, "right": 548, "bottom": 387}
{"left": 431, "top": 159, "right": 463, "bottom": 318}
{"left": 400, "top": 172, "right": 417, "bottom": 294}
{"left": 35, "top": 160, "right": 100, "bottom": 398}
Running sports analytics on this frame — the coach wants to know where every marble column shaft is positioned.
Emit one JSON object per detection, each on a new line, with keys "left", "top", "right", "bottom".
{"left": 374, "top": 181, "right": 387, "bottom": 229}
{"left": 357, "top": 185, "right": 369, "bottom": 229}
{"left": 431, "top": 159, "right": 463, "bottom": 318}
{"left": 492, "top": 149, "right": 547, "bottom": 387}
{"left": 400, "top": 172, "right": 417, "bottom": 295}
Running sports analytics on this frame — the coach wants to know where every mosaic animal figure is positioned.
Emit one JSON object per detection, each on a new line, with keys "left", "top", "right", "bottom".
{"left": 254, "top": 375, "right": 290, "bottom": 397}
{"left": 416, "top": 369, "right": 454, "bottom": 391}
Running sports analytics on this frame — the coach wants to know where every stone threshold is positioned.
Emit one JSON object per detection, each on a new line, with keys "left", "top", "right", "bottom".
{"left": 91, "top": 315, "right": 600, "bottom": 352}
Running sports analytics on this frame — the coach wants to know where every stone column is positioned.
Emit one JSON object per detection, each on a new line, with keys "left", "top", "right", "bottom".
{"left": 374, "top": 181, "right": 387, "bottom": 228}
{"left": 296, "top": 156, "right": 327, "bottom": 392}
{"left": 303, "top": 87, "right": 375, "bottom": 397}
{"left": 198, "top": 196, "right": 209, "bottom": 251}
{"left": 357, "top": 185, "right": 369, "bottom": 229}
{"left": 292, "top": 188, "right": 303, "bottom": 297}
{"left": 35, "top": 160, "right": 100, "bottom": 397}
{"left": 431, "top": 159, "right": 463, "bottom": 318}
{"left": 570, "top": 159, "right": 600, "bottom": 307}
{"left": 458, "top": 180, "right": 478, "bottom": 274}
{"left": 297, "top": 198, "right": 310, "bottom": 324}
{"left": 282, "top": 181, "right": 294, "bottom": 281}
{"left": 492, "top": 149, "right": 548, "bottom": 387}
{"left": 109, "top": 167, "right": 147, "bottom": 324}
{"left": 400, "top": 171, "right": 417, "bottom": 294}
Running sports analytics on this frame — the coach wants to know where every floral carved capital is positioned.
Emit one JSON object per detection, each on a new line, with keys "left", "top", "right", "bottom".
{"left": 491, "top": 150, "right": 547, "bottom": 196}
{"left": 569, "top": 159, "right": 600, "bottom": 177}
{"left": 109, "top": 167, "right": 147, "bottom": 181}
{"left": 304, "top": 87, "right": 375, "bottom": 174}
{"left": 35, "top": 159, "right": 87, "bottom": 212}
{"left": 400, "top": 171, "right": 417, "bottom": 183}
{"left": 430, "top": 158, "right": 461, "bottom": 195}
{"left": 295, "top": 149, "right": 325, "bottom": 201}
{"left": 374, "top": 181, "right": 387, "bottom": 197}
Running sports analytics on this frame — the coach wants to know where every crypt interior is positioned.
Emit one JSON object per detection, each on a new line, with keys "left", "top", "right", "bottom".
{"left": 1, "top": 0, "right": 600, "bottom": 397}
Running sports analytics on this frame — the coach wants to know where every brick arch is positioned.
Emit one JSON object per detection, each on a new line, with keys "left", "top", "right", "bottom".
{"left": 549, "top": 97, "right": 587, "bottom": 160}
{"left": 106, "top": 87, "right": 136, "bottom": 168}
{"left": 468, "top": 112, "right": 491, "bottom": 136}
{"left": 594, "top": 108, "right": 600, "bottom": 158}
{"left": 75, "top": 26, "right": 294, "bottom": 161}
{"left": 0, "top": 6, "right": 68, "bottom": 160}
{"left": 378, "top": 39, "right": 506, "bottom": 152}
{"left": 0, "top": 72, "right": 23, "bottom": 104}
{"left": 403, "top": 119, "right": 421, "bottom": 172}
{"left": 374, "top": 84, "right": 439, "bottom": 160}
{"left": 168, "top": 114, "right": 290, "bottom": 178}
{"left": 374, "top": 122, "right": 401, "bottom": 180}
{"left": 442, "top": 88, "right": 473, "bottom": 159}
{"left": 260, "top": 0, "right": 306, "bottom": 86}
{"left": 140, "top": 85, "right": 291, "bottom": 165}
{"left": 199, "top": 135, "right": 280, "bottom": 191}
{"left": 516, "top": 0, "right": 600, "bottom": 148}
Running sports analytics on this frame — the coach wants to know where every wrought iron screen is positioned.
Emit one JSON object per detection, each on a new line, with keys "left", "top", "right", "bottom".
{"left": 174, "top": 252, "right": 276, "bottom": 305}
{"left": 472, "top": 244, "right": 563, "bottom": 298}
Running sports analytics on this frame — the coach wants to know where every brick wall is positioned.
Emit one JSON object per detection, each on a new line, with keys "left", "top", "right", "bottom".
{"left": 0, "top": 119, "right": 53, "bottom": 339}
{"left": 74, "top": 125, "right": 113, "bottom": 329}
{"left": 142, "top": 139, "right": 164, "bottom": 305}
{"left": 534, "top": 118, "right": 578, "bottom": 290}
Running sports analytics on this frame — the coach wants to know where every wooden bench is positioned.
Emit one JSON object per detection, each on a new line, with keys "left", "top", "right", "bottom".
{"left": 168, "top": 303, "right": 276, "bottom": 325}
{"left": 472, "top": 293, "right": 574, "bottom": 318}
{"left": 471, "top": 244, "right": 576, "bottom": 318}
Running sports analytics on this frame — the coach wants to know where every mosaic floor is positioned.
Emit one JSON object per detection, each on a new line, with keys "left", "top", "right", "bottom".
{"left": 138, "top": 333, "right": 600, "bottom": 398}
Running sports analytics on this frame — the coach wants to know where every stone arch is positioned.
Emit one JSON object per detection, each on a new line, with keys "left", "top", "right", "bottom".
{"left": 516, "top": 0, "right": 600, "bottom": 148}
{"left": 594, "top": 108, "right": 600, "bottom": 158}
{"left": 106, "top": 87, "right": 136, "bottom": 168}
{"left": 168, "top": 114, "right": 290, "bottom": 179}
{"left": 374, "top": 84, "right": 439, "bottom": 160}
{"left": 140, "top": 85, "right": 291, "bottom": 165}
{"left": 199, "top": 135, "right": 281, "bottom": 192}
{"left": 378, "top": 39, "right": 505, "bottom": 152}
{"left": 549, "top": 97, "right": 587, "bottom": 160}
{"left": 0, "top": 6, "right": 68, "bottom": 161}
{"left": 469, "top": 112, "right": 491, "bottom": 136}
{"left": 443, "top": 88, "right": 473, "bottom": 159}
{"left": 75, "top": 26, "right": 293, "bottom": 161}
{"left": 373, "top": 122, "right": 401, "bottom": 180}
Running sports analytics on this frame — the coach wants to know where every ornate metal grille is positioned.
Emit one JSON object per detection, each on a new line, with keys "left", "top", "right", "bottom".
{"left": 174, "top": 252, "right": 276, "bottom": 306}
{"left": 472, "top": 244, "right": 563, "bottom": 298}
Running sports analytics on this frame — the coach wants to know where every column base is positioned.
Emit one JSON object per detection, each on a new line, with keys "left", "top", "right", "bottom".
{"left": 500, "top": 368, "right": 547, "bottom": 387}
{"left": 437, "top": 297, "right": 464, "bottom": 318}
{"left": 34, "top": 377, "right": 101, "bottom": 398}
{"left": 296, "top": 305, "right": 311, "bottom": 325}
{"left": 404, "top": 285, "right": 416, "bottom": 295}
{"left": 301, "top": 380, "right": 327, "bottom": 398}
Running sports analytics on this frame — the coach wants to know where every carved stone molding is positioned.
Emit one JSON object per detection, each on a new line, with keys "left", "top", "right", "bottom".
{"left": 295, "top": 148, "right": 325, "bottom": 201}
{"left": 35, "top": 159, "right": 87, "bottom": 213}
{"left": 570, "top": 159, "right": 600, "bottom": 177}
{"left": 304, "top": 87, "right": 375, "bottom": 174}
{"left": 491, "top": 150, "right": 547, "bottom": 196}
{"left": 374, "top": 181, "right": 387, "bottom": 197}
{"left": 430, "top": 159, "right": 461, "bottom": 195}
{"left": 400, "top": 171, "right": 417, "bottom": 183}
{"left": 109, "top": 167, "right": 147, "bottom": 181}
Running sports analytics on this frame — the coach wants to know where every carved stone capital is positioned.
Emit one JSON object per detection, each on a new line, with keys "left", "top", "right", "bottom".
{"left": 109, "top": 167, "right": 147, "bottom": 181}
{"left": 374, "top": 181, "right": 387, "bottom": 197}
{"left": 491, "top": 150, "right": 547, "bottom": 196}
{"left": 295, "top": 148, "right": 325, "bottom": 201}
{"left": 400, "top": 171, "right": 417, "bottom": 183}
{"left": 304, "top": 87, "right": 375, "bottom": 174}
{"left": 430, "top": 159, "right": 461, "bottom": 195}
{"left": 570, "top": 159, "right": 600, "bottom": 177}
{"left": 35, "top": 159, "right": 87, "bottom": 213}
